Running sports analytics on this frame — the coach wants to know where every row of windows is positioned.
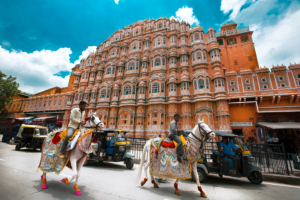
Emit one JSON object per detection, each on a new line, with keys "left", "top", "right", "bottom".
{"left": 27, "top": 99, "right": 67, "bottom": 108}
{"left": 218, "top": 35, "right": 249, "bottom": 46}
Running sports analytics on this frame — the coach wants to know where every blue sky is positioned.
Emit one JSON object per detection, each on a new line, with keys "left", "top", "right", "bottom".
{"left": 0, "top": 0, "right": 300, "bottom": 93}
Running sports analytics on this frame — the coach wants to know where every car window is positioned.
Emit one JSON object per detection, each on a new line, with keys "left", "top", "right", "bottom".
{"left": 35, "top": 129, "right": 40, "bottom": 135}
{"left": 17, "top": 127, "right": 24, "bottom": 137}
{"left": 40, "top": 129, "right": 48, "bottom": 135}
{"left": 23, "top": 128, "right": 35, "bottom": 136}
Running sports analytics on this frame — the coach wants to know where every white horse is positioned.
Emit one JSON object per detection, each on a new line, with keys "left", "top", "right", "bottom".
{"left": 38, "top": 111, "right": 104, "bottom": 195}
{"left": 136, "top": 120, "right": 215, "bottom": 198}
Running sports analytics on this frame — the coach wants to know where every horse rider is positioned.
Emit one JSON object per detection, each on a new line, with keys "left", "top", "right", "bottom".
{"left": 169, "top": 113, "right": 184, "bottom": 162}
{"left": 59, "top": 101, "right": 87, "bottom": 158}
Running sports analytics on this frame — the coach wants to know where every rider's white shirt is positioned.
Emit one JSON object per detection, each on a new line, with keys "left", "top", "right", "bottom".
{"left": 68, "top": 108, "right": 85, "bottom": 129}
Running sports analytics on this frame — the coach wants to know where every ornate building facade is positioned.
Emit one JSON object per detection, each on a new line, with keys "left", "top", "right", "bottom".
{"left": 3, "top": 18, "right": 300, "bottom": 142}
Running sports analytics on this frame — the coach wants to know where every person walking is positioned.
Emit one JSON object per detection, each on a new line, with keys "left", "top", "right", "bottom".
{"left": 169, "top": 114, "right": 184, "bottom": 162}
{"left": 59, "top": 101, "right": 87, "bottom": 158}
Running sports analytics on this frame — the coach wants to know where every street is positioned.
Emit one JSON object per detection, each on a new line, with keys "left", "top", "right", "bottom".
{"left": 0, "top": 140, "right": 299, "bottom": 200}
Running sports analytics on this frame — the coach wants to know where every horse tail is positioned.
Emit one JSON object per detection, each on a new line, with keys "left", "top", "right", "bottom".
{"left": 136, "top": 140, "right": 148, "bottom": 183}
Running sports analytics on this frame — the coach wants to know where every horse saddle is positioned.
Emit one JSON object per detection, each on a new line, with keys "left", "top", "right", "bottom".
{"left": 161, "top": 135, "right": 187, "bottom": 149}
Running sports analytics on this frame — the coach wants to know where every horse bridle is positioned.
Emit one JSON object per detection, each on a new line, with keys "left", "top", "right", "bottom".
{"left": 190, "top": 122, "right": 213, "bottom": 143}
{"left": 84, "top": 114, "right": 102, "bottom": 129}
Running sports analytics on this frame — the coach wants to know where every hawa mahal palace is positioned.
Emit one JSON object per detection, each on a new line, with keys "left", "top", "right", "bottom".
{"left": 2, "top": 18, "right": 300, "bottom": 141}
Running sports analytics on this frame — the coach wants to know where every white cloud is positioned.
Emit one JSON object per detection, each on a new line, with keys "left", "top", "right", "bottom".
{"left": 114, "top": 0, "right": 119, "bottom": 4}
{"left": 221, "top": 0, "right": 249, "bottom": 20}
{"left": 233, "top": 0, "right": 300, "bottom": 67}
{"left": 0, "top": 46, "right": 97, "bottom": 94}
{"left": 74, "top": 46, "right": 97, "bottom": 65}
{"left": 170, "top": 6, "right": 199, "bottom": 26}
{"left": 1, "top": 41, "right": 10, "bottom": 47}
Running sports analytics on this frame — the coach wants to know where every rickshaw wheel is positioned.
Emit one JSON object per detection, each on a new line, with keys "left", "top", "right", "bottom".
{"left": 247, "top": 171, "right": 263, "bottom": 184}
{"left": 125, "top": 158, "right": 134, "bottom": 169}
{"left": 192, "top": 168, "right": 207, "bottom": 183}
{"left": 15, "top": 144, "right": 21, "bottom": 151}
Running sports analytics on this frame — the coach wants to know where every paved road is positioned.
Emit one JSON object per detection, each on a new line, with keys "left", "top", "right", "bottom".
{"left": 0, "top": 139, "right": 299, "bottom": 200}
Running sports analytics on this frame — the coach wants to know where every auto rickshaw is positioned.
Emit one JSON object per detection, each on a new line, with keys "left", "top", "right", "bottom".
{"left": 189, "top": 131, "right": 263, "bottom": 184}
{"left": 84, "top": 128, "right": 134, "bottom": 169}
{"left": 14, "top": 124, "right": 49, "bottom": 151}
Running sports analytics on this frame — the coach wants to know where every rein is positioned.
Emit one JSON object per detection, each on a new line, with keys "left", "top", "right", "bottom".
{"left": 188, "top": 122, "right": 213, "bottom": 150}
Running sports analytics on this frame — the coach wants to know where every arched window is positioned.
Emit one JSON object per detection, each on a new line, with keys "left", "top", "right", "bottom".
{"left": 191, "top": 35, "right": 193, "bottom": 42}
{"left": 107, "top": 67, "right": 111, "bottom": 74}
{"left": 75, "top": 94, "right": 78, "bottom": 101}
{"left": 124, "top": 85, "right": 131, "bottom": 95}
{"left": 197, "top": 52, "right": 202, "bottom": 60}
{"left": 152, "top": 83, "right": 159, "bottom": 93}
{"left": 192, "top": 53, "right": 195, "bottom": 61}
{"left": 128, "top": 62, "right": 134, "bottom": 70}
{"left": 151, "top": 60, "right": 153, "bottom": 67}
{"left": 132, "top": 85, "right": 135, "bottom": 94}
{"left": 163, "top": 37, "right": 166, "bottom": 44}
{"left": 198, "top": 79, "right": 205, "bottom": 89}
{"left": 206, "top": 79, "right": 209, "bottom": 89}
{"left": 195, "top": 33, "right": 199, "bottom": 40}
{"left": 157, "top": 38, "right": 161, "bottom": 45}
{"left": 161, "top": 83, "right": 164, "bottom": 92}
{"left": 100, "top": 90, "right": 106, "bottom": 98}
{"left": 155, "top": 58, "right": 161, "bottom": 66}
{"left": 79, "top": 94, "right": 82, "bottom": 100}
{"left": 149, "top": 84, "right": 151, "bottom": 93}
{"left": 194, "top": 80, "right": 197, "bottom": 90}
{"left": 162, "top": 57, "right": 165, "bottom": 65}
{"left": 48, "top": 100, "right": 51, "bottom": 106}
{"left": 107, "top": 89, "right": 110, "bottom": 98}
{"left": 112, "top": 67, "right": 115, "bottom": 74}
{"left": 136, "top": 62, "right": 139, "bottom": 70}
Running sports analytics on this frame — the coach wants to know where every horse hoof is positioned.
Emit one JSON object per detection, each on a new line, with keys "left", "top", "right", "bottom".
{"left": 175, "top": 190, "right": 181, "bottom": 195}
{"left": 141, "top": 178, "right": 148, "bottom": 186}
{"left": 75, "top": 190, "right": 81, "bottom": 195}
{"left": 61, "top": 178, "right": 69, "bottom": 184}
{"left": 41, "top": 184, "right": 47, "bottom": 189}
{"left": 41, "top": 175, "right": 43, "bottom": 179}
{"left": 201, "top": 192, "right": 207, "bottom": 198}
{"left": 154, "top": 184, "right": 159, "bottom": 188}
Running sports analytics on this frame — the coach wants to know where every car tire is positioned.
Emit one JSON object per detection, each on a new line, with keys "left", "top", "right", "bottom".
{"left": 247, "top": 171, "right": 263, "bottom": 184}
{"left": 192, "top": 168, "right": 207, "bottom": 183}
{"left": 15, "top": 144, "right": 21, "bottom": 151}
{"left": 125, "top": 158, "right": 134, "bottom": 169}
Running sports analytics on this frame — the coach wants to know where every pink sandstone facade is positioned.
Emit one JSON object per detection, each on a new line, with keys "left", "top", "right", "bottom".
{"left": 4, "top": 18, "right": 300, "bottom": 142}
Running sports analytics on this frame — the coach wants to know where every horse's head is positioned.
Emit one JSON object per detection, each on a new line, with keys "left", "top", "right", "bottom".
{"left": 192, "top": 120, "right": 215, "bottom": 141}
{"left": 85, "top": 111, "right": 105, "bottom": 130}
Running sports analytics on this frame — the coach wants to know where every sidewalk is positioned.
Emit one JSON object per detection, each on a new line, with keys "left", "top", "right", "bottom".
{"left": 263, "top": 173, "right": 300, "bottom": 185}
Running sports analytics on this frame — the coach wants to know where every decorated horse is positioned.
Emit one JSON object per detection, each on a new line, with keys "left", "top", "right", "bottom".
{"left": 136, "top": 120, "right": 215, "bottom": 198}
{"left": 37, "top": 111, "right": 104, "bottom": 195}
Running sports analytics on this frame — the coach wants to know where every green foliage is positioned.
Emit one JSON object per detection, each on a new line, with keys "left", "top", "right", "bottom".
{"left": 0, "top": 71, "right": 21, "bottom": 111}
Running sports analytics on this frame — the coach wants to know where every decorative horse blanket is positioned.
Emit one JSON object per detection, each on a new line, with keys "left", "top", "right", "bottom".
{"left": 39, "top": 129, "right": 96, "bottom": 174}
{"left": 149, "top": 137, "right": 192, "bottom": 179}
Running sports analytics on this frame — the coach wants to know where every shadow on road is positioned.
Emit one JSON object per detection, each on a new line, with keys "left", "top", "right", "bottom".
{"left": 12, "top": 149, "right": 41, "bottom": 153}
{"left": 31, "top": 179, "right": 96, "bottom": 200}
{"left": 83, "top": 161, "right": 130, "bottom": 171}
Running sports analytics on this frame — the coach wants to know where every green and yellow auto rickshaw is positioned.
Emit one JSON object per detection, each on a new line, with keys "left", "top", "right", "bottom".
{"left": 190, "top": 131, "right": 263, "bottom": 184}
{"left": 84, "top": 128, "right": 134, "bottom": 169}
{"left": 14, "top": 124, "right": 49, "bottom": 151}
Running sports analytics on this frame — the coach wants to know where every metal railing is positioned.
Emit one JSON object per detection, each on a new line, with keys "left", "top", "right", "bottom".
{"left": 248, "top": 143, "right": 290, "bottom": 175}
{"left": 216, "top": 26, "right": 249, "bottom": 37}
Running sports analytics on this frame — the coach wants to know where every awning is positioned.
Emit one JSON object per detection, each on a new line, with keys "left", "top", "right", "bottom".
{"left": 33, "top": 116, "right": 56, "bottom": 121}
{"left": 256, "top": 122, "right": 300, "bottom": 129}
{"left": 15, "top": 116, "right": 35, "bottom": 120}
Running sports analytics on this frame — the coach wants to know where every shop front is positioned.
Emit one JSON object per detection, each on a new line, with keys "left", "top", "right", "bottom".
{"left": 256, "top": 122, "right": 300, "bottom": 154}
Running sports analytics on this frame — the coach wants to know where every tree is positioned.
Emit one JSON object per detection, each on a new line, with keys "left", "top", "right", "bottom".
{"left": 0, "top": 71, "right": 21, "bottom": 112}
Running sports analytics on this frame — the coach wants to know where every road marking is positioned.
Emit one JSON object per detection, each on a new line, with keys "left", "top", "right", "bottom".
{"left": 263, "top": 182, "right": 300, "bottom": 189}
